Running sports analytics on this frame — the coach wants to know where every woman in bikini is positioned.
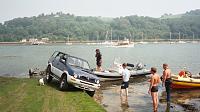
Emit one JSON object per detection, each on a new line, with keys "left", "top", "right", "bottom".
{"left": 148, "top": 67, "right": 161, "bottom": 112}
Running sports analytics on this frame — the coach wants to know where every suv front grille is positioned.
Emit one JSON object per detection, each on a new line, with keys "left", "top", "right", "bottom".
{"left": 78, "top": 76, "right": 96, "bottom": 84}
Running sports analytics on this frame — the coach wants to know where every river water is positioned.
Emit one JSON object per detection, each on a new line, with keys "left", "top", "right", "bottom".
{"left": 0, "top": 43, "right": 200, "bottom": 111}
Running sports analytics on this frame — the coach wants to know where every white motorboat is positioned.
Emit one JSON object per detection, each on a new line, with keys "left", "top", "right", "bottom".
{"left": 92, "top": 59, "right": 150, "bottom": 81}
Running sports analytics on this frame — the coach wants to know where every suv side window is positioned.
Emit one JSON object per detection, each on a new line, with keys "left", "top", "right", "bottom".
{"left": 55, "top": 53, "right": 63, "bottom": 60}
{"left": 52, "top": 51, "right": 59, "bottom": 58}
{"left": 60, "top": 54, "right": 67, "bottom": 63}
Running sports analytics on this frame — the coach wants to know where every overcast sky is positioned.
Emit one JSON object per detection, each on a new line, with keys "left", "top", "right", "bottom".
{"left": 0, "top": 0, "right": 200, "bottom": 23}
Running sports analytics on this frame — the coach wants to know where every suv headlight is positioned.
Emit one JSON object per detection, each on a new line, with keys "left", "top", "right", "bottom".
{"left": 96, "top": 79, "right": 100, "bottom": 84}
{"left": 73, "top": 74, "right": 78, "bottom": 78}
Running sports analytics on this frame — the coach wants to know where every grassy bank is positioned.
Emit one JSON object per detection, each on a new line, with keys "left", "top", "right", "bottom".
{"left": 0, "top": 77, "right": 106, "bottom": 112}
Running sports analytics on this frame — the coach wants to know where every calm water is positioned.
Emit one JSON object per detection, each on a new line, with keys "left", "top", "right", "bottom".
{"left": 0, "top": 43, "right": 200, "bottom": 76}
{"left": 0, "top": 43, "right": 200, "bottom": 111}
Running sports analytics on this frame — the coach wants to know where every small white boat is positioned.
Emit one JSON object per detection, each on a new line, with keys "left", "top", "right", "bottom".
{"left": 177, "top": 41, "right": 187, "bottom": 44}
{"left": 32, "top": 41, "right": 46, "bottom": 45}
{"left": 138, "top": 41, "right": 148, "bottom": 44}
{"left": 66, "top": 42, "right": 72, "bottom": 45}
{"left": 93, "top": 68, "right": 150, "bottom": 81}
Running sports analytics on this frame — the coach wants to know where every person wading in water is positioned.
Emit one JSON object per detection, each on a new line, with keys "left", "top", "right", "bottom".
{"left": 120, "top": 63, "right": 130, "bottom": 105}
{"left": 162, "top": 63, "right": 171, "bottom": 103}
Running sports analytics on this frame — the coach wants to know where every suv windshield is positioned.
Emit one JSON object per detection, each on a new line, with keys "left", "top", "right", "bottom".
{"left": 67, "top": 56, "right": 90, "bottom": 69}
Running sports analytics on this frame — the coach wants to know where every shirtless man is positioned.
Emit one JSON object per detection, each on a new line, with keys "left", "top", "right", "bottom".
{"left": 148, "top": 67, "right": 161, "bottom": 112}
{"left": 162, "top": 63, "right": 171, "bottom": 103}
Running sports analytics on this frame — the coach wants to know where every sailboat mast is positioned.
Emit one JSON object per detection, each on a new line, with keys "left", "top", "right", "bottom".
{"left": 68, "top": 34, "right": 70, "bottom": 43}
{"left": 129, "top": 31, "right": 132, "bottom": 43}
{"left": 110, "top": 28, "right": 112, "bottom": 43}
{"left": 142, "top": 32, "right": 144, "bottom": 41}
{"left": 105, "top": 30, "right": 108, "bottom": 41}
{"left": 193, "top": 32, "right": 195, "bottom": 41}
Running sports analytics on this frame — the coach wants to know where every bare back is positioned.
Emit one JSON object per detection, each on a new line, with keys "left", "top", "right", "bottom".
{"left": 151, "top": 74, "right": 161, "bottom": 86}
{"left": 163, "top": 68, "right": 171, "bottom": 79}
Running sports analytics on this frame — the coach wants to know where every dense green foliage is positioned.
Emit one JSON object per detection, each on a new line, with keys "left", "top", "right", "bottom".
{"left": 0, "top": 77, "right": 106, "bottom": 112}
{"left": 0, "top": 9, "right": 200, "bottom": 42}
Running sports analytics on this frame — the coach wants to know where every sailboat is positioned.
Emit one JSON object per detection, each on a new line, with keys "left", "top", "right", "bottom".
{"left": 169, "top": 32, "right": 175, "bottom": 44}
{"left": 103, "top": 29, "right": 115, "bottom": 46}
{"left": 66, "top": 35, "right": 72, "bottom": 45}
{"left": 153, "top": 36, "right": 159, "bottom": 44}
{"left": 177, "top": 32, "right": 186, "bottom": 44}
{"left": 138, "top": 32, "right": 148, "bottom": 44}
{"left": 192, "top": 33, "right": 198, "bottom": 43}
{"left": 101, "top": 30, "right": 113, "bottom": 45}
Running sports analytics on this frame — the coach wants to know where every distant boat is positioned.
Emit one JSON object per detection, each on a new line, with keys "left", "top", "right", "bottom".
{"left": 153, "top": 41, "right": 158, "bottom": 44}
{"left": 66, "top": 42, "right": 72, "bottom": 45}
{"left": 177, "top": 41, "right": 187, "bottom": 44}
{"left": 177, "top": 32, "right": 186, "bottom": 44}
{"left": 112, "top": 38, "right": 134, "bottom": 48}
{"left": 138, "top": 41, "right": 148, "bottom": 44}
{"left": 170, "top": 41, "right": 176, "bottom": 44}
{"left": 116, "top": 38, "right": 130, "bottom": 46}
{"left": 32, "top": 41, "right": 46, "bottom": 45}
{"left": 66, "top": 36, "right": 72, "bottom": 45}
{"left": 138, "top": 32, "right": 147, "bottom": 44}
{"left": 192, "top": 41, "right": 198, "bottom": 43}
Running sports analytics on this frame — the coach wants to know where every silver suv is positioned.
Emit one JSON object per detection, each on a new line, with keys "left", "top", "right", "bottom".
{"left": 46, "top": 51, "right": 100, "bottom": 96}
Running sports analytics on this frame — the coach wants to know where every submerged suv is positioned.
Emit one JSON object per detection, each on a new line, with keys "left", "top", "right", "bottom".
{"left": 46, "top": 51, "right": 100, "bottom": 96}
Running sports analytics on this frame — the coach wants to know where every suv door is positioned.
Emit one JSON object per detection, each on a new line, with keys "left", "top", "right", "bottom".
{"left": 52, "top": 53, "right": 67, "bottom": 78}
{"left": 52, "top": 53, "right": 63, "bottom": 76}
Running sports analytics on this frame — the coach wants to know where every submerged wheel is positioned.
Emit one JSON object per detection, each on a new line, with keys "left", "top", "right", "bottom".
{"left": 59, "top": 75, "right": 69, "bottom": 91}
{"left": 46, "top": 66, "right": 53, "bottom": 83}
{"left": 86, "top": 90, "right": 95, "bottom": 97}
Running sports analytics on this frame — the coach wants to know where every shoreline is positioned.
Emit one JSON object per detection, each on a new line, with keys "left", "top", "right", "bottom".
{"left": 0, "top": 40, "right": 200, "bottom": 45}
{"left": 0, "top": 75, "right": 199, "bottom": 111}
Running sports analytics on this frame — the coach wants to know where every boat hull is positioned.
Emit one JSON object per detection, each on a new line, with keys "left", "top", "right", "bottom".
{"left": 93, "top": 69, "right": 150, "bottom": 81}
{"left": 171, "top": 79, "right": 200, "bottom": 89}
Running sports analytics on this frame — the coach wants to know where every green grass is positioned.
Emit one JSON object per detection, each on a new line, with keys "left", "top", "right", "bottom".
{"left": 0, "top": 77, "right": 106, "bottom": 112}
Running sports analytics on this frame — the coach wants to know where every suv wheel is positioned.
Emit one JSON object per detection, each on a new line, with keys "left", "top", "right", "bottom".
{"left": 46, "top": 66, "right": 53, "bottom": 83}
{"left": 86, "top": 90, "right": 95, "bottom": 97}
{"left": 59, "top": 75, "right": 69, "bottom": 91}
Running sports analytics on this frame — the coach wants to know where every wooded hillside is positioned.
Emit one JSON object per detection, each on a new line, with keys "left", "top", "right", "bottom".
{"left": 0, "top": 9, "right": 200, "bottom": 42}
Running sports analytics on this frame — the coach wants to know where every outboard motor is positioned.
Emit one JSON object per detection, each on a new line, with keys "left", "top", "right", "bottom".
{"left": 127, "top": 63, "right": 134, "bottom": 67}
{"left": 135, "top": 63, "right": 144, "bottom": 70}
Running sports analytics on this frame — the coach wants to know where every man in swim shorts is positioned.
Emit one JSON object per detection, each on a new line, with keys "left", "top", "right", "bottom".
{"left": 148, "top": 67, "right": 161, "bottom": 112}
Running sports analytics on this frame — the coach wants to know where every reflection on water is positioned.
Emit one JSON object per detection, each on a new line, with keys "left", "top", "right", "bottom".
{"left": 94, "top": 76, "right": 156, "bottom": 112}
{"left": 94, "top": 76, "right": 200, "bottom": 112}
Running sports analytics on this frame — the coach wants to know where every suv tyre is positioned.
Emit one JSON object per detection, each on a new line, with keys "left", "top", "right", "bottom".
{"left": 86, "top": 90, "right": 95, "bottom": 97}
{"left": 46, "top": 66, "right": 53, "bottom": 83}
{"left": 59, "top": 75, "right": 69, "bottom": 91}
